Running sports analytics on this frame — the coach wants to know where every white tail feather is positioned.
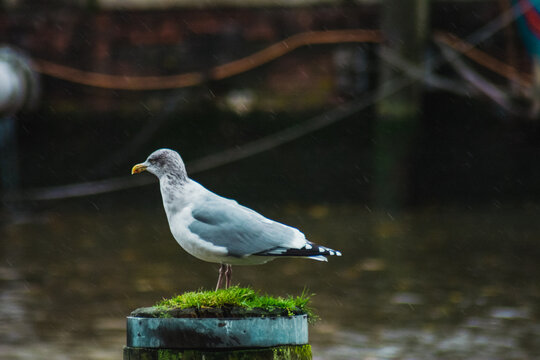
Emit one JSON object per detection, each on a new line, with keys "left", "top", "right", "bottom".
{"left": 308, "top": 255, "right": 328, "bottom": 262}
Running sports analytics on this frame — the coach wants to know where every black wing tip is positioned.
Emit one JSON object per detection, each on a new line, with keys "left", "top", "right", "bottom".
{"left": 256, "top": 243, "right": 342, "bottom": 257}
{"left": 303, "top": 242, "right": 342, "bottom": 257}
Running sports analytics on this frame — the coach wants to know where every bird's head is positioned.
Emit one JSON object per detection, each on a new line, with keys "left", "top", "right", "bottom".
{"left": 131, "top": 148, "right": 187, "bottom": 181}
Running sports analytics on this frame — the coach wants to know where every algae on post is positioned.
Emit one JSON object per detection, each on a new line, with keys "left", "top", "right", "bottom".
{"left": 132, "top": 286, "right": 317, "bottom": 321}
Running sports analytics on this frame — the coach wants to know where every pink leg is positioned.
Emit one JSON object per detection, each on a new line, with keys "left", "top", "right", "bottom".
{"left": 215, "top": 264, "right": 227, "bottom": 291}
{"left": 225, "top": 264, "right": 232, "bottom": 289}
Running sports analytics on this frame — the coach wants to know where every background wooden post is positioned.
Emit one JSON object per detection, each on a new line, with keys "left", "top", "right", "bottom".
{"left": 374, "top": 0, "right": 430, "bottom": 211}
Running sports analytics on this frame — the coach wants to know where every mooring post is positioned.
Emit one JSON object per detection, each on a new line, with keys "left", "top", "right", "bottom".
{"left": 374, "top": 0, "right": 429, "bottom": 211}
{"left": 0, "top": 46, "right": 40, "bottom": 195}
{"left": 123, "top": 306, "right": 312, "bottom": 360}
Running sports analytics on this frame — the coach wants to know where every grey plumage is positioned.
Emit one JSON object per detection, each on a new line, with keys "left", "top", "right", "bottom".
{"left": 188, "top": 196, "right": 300, "bottom": 258}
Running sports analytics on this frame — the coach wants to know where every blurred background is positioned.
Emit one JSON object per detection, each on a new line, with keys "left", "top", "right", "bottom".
{"left": 2, "top": 0, "right": 540, "bottom": 359}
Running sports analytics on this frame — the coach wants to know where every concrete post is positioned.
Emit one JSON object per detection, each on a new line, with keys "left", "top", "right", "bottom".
{"left": 124, "top": 307, "right": 312, "bottom": 360}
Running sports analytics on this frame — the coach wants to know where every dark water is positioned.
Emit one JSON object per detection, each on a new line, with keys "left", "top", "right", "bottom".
{"left": 2, "top": 201, "right": 540, "bottom": 359}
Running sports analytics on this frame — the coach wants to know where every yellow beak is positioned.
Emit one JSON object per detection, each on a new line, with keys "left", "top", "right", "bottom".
{"left": 131, "top": 163, "right": 148, "bottom": 175}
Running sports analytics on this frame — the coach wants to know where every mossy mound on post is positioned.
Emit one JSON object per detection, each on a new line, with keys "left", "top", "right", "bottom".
{"left": 130, "top": 286, "right": 316, "bottom": 321}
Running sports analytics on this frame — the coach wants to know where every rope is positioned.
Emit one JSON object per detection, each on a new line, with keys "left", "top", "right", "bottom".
{"left": 434, "top": 31, "right": 533, "bottom": 90}
{"left": 30, "top": 25, "right": 533, "bottom": 93}
{"left": 91, "top": 91, "right": 189, "bottom": 175}
{"left": 31, "top": 30, "right": 382, "bottom": 90}
{"left": 5, "top": 90, "right": 401, "bottom": 202}
{"left": 438, "top": 42, "right": 519, "bottom": 113}
{"left": 5, "top": 2, "right": 533, "bottom": 202}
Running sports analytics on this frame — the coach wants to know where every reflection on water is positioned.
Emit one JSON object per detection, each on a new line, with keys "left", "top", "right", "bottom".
{"left": 2, "top": 202, "right": 540, "bottom": 359}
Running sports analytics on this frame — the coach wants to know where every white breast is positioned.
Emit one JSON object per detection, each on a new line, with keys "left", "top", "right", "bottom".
{"left": 166, "top": 204, "right": 228, "bottom": 263}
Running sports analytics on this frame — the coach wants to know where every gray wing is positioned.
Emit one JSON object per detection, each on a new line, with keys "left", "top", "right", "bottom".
{"left": 188, "top": 196, "right": 299, "bottom": 257}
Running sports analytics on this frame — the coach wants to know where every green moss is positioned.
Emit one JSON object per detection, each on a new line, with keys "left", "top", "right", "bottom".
{"left": 125, "top": 345, "right": 312, "bottom": 359}
{"left": 157, "top": 348, "right": 183, "bottom": 360}
{"left": 153, "top": 286, "right": 317, "bottom": 322}
{"left": 272, "top": 344, "right": 312, "bottom": 359}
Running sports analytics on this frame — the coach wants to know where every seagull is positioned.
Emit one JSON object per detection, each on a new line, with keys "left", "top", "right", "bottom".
{"left": 131, "top": 148, "right": 342, "bottom": 290}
